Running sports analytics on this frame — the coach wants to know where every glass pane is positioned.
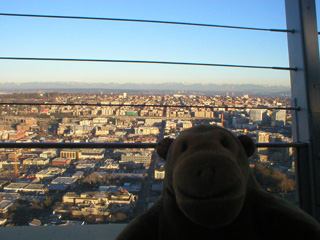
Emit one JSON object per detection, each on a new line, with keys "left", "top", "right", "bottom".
{"left": 0, "top": 93, "right": 298, "bottom": 226}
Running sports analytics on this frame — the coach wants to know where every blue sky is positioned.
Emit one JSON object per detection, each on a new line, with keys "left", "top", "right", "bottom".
{"left": 0, "top": 0, "right": 318, "bottom": 86}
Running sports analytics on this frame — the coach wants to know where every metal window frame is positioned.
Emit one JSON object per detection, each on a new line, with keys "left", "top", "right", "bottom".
{"left": 286, "top": 0, "right": 320, "bottom": 221}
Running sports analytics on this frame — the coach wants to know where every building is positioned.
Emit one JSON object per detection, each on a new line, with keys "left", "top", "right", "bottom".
{"left": 179, "top": 121, "right": 193, "bottom": 129}
{"left": 72, "top": 171, "right": 84, "bottom": 179}
{"left": 125, "top": 111, "right": 138, "bottom": 116}
{"left": 3, "top": 183, "right": 29, "bottom": 192}
{"left": 52, "top": 157, "right": 72, "bottom": 166}
{"left": 0, "top": 192, "right": 20, "bottom": 200}
{"left": 0, "top": 200, "right": 16, "bottom": 214}
{"left": 71, "top": 206, "right": 110, "bottom": 217}
{"left": 0, "top": 218, "right": 7, "bottom": 226}
{"left": 63, "top": 192, "right": 109, "bottom": 205}
{"left": 76, "top": 163, "right": 97, "bottom": 171}
{"left": 100, "top": 160, "right": 119, "bottom": 170}
{"left": 232, "top": 117, "right": 249, "bottom": 129}
{"left": 154, "top": 168, "right": 165, "bottom": 180}
{"left": 40, "top": 150, "right": 57, "bottom": 159}
{"left": 271, "top": 110, "right": 287, "bottom": 127}
{"left": 270, "top": 133, "right": 285, "bottom": 143}
{"left": 121, "top": 183, "right": 141, "bottom": 193}
{"left": 249, "top": 109, "right": 263, "bottom": 124}
{"left": 262, "top": 111, "right": 272, "bottom": 126}
{"left": 35, "top": 167, "right": 66, "bottom": 180}
{"left": 92, "top": 118, "right": 109, "bottom": 125}
{"left": 22, "top": 158, "right": 50, "bottom": 166}
{"left": 145, "top": 118, "right": 162, "bottom": 125}
{"left": 258, "top": 132, "right": 270, "bottom": 143}
{"left": 93, "top": 126, "right": 110, "bottom": 136}
{"left": 22, "top": 118, "right": 37, "bottom": 126}
{"left": 108, "top": 192, "right": 136, "bottom": 204}
{"left": 120, "top": 152, "right": 151, "bottom": 165}
{"left": 259, "top": 154, "right": 269, "bottom": 162}
{"left": 191, "top": 110, "right": 214, "bottom": 118}
{"left": 60, "top": 149, "right": 80, "bottom": 159}
{"left": 22, "top": 183, "right": 47, "bottom": 194}
{"left": 48, "top": 177, "right": 78, "bottom": 192}
{"left": 80, "top": 149, "right": 105, "bottom": 160}
{"left": 134, "top": 126, "right": 160, "bottom": 135}
{"left": 61, "top": 192, "right": 111, "bottom": 217}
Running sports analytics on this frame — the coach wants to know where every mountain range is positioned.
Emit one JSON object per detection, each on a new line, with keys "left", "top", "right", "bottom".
{"left": 0, "top": 82, "right": 291, "bottom": 96}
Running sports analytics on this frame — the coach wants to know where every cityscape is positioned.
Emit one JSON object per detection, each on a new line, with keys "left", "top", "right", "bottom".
{"left": 0, "top": 90, "right": 296, "bottom": 227}
{"left": 1, "top": 2, "right": 320, "bottom": 240}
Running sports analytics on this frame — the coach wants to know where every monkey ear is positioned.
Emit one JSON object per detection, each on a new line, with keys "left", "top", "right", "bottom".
{"left": 156, "top": 138, "right": 174, "bottom": 160}
{"left": 238, "top": 135, "right": 255, "bottom": 158}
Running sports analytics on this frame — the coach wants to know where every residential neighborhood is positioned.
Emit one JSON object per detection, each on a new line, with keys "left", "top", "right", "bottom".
{"left": 0, "top": 92, "right": 295, "bottom": 226}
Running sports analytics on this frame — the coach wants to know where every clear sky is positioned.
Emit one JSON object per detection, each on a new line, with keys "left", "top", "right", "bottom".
{"left": 0, "top": 0, "right": 319, "bottom": 86}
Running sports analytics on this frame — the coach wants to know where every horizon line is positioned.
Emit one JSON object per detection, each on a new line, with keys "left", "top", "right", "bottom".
{"left": 0, "top": 81, "right": 291, "bottom": 87}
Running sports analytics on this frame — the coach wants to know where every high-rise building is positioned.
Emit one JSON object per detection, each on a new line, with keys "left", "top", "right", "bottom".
{"left": 262, "top": 110, "right": 271, "bottom": 126}
{"left": 271, "top": 110, "right": 287, "bottom": 127}
{"left": 249, "top": 109, "right": 263, "bottom": 124}
{"left": 257, "top": 132, "right": 270, "bottom": 155}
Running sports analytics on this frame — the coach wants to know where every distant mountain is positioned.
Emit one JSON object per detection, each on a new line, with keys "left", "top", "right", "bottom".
{"left": 0, "top": 82, "right": 290, "bottom": 95}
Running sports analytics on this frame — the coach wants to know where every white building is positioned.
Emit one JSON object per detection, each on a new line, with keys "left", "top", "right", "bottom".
{"left": 154, "top": 169, "right": 165, "bottom": 180}
{"left": 35, "top": 167, "right": 66, "bottom": 180}
{"left": 249, "top": 109, "right": 263, "bottom": 124}
{"left": 120, "top": 152, "right": 151, "bottom": 165}
{"left": 271, "top": 110, "right": 287, "bottom": 127}
{"left": 134, "top": 126, "right": 160, "bottom": 135}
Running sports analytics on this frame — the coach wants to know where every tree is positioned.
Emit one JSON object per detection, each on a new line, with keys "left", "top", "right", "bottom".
{"left": 253, "top": 163, "right": 295, "bottom": 193}
{"left": 84, "top": 215, "right": 96, "bottom": 224}
{"left": 12, "top": 206, "right": 30, "bottom": 226}
{"left": 83, "top": 172, "right": 103, "bottom": 184}
{"left": 278, "top": 174, "right": 295, "bottom": 193}
{"left": 109, "top": 212, "right": 127, "bottom": 222}
{"left": 43, "top": 197, "right": 52, "bottom": 208}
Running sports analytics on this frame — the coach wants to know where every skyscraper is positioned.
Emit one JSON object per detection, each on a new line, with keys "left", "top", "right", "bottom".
{"left": 249, "top": 109, "right": 263, "bottom": 124}
{"left": 271, "top": 110, "right": 287, "bottom": 127}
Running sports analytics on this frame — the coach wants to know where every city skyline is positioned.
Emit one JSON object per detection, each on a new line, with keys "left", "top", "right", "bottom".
{"left": 2, "top": 0, "right": 318, "bottom": 86}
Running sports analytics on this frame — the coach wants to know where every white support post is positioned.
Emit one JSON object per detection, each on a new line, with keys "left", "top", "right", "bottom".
{"left": 286, "top": 0, "right": 320, "bottom": 221}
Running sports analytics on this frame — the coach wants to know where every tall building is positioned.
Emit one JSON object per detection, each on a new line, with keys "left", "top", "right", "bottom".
{"left": 249, "top": 109, "right": 263, "bottom": 124}
{"left": 271, "top": 110, "right": 287, "bottom": 127}
{"left": 262, "top": 111, "right": 271, "bottom": 126}
{"left": 257, "top": 132, "right": 270, "bottom": 156}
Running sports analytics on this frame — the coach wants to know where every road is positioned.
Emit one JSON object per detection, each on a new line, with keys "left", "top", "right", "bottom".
{"left": 133, "top": 117, "right": 166, "bottom": 217}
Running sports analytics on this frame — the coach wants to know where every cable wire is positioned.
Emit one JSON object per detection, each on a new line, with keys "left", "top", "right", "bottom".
{"left": 0, "top": 142, "right": 308, "bottom": 149}
{"left": 0, "top": 13, "right": 294, "bottom": 33}
{"left": 0, "top": 57, "right": 297, "bottom": 71}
